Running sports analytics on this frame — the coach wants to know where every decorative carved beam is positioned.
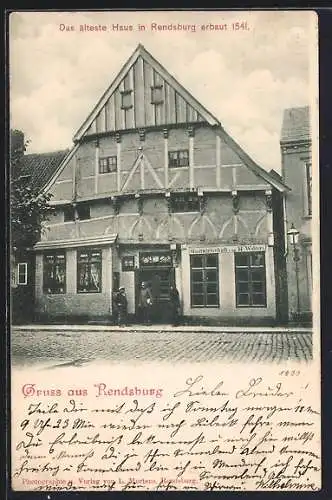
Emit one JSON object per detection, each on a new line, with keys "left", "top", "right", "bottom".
{"left": 165, "top": 191, "right": 172, "bottom": 215}
{"left": 110, "top": 196, "right": 121, "bottom": 215}
{"left": 139, "top": 128, "right": 145, "bottom": 142}
{"left": 265, "top": 189, "right": 273, "bottom": 212}
{"left": 135, "top": 193, "right": 143, "bottom": 216}
{"left": 232, "top": 190, "right": 240, "bottom": 214}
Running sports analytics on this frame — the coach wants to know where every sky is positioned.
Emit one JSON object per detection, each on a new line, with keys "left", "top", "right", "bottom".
{"left": 9, "top": 10, "right": 317, "bottom": 172}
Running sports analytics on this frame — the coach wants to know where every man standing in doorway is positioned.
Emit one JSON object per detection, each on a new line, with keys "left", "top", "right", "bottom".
{"left": 116, "top": 286, "right": 128, "bottom": 326}
{"left": 138, "top": 281, "right": 153, "bottom": 325}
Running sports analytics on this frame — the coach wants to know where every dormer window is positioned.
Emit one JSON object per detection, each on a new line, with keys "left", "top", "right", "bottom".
{"left": 151, "top": 85, "right": 164, "bottom": 105}
{"left": 121, "top": 90, "right": 133, "bottom": 110}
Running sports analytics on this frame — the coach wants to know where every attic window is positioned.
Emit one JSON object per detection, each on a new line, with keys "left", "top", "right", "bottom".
{"left": 151, "top": 85, "right": 164, "bottom": 105}
{"left": 121, "top": 90, "right": 133, "bottom": 110}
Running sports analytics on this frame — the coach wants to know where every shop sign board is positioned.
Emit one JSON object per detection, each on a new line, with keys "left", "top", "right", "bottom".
{"left": 189, "top": 245, "right": 266, "bottom": 255}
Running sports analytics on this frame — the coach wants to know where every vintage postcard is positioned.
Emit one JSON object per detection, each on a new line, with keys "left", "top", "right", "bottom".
{"left": 9, "top": 10, "right": 320, "bottom": 492}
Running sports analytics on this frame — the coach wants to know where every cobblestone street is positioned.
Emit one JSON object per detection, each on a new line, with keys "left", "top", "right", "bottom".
{"left": 11, "top": 325, "right": 313, "bottom": 367}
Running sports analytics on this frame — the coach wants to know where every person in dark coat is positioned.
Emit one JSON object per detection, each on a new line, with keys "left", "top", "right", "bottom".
{"left": 170, "top": 285, "right": 181, "bottom": 326}
{"left": 138, "top": 281, "right": 153, "bottom": 324}
{"left": 116, "top": 286, "right": 128, "bottom": 326}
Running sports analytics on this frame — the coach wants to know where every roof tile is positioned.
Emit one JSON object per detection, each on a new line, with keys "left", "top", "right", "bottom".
{"left": 20, "top": 150, "right": 69, "bottom": 190}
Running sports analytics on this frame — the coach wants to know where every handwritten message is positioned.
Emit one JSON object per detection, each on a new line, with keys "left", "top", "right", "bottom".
{"left": 11, "top": 364, "right": 321, "bottom": 492}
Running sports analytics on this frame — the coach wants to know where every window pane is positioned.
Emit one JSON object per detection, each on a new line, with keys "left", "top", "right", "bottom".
{"left": 192, "top": 282, "right": 204, "bottom": 294}
{"left": 192, "top": 270, "right": 203, "bottom": 281}
{"left": 238, "top": 282, "right": 249, "bottom": 293}
{"left": 251, "top": 270, "right": 264, "bottom": 281}
{"left": 236, "top": 269, "right": 249, "bottom": 282}
{"left": 191, "top": 256, "right": 203, "bottom": 268}
{"left": 252, "top": 293, "right": 265, "bottom": 306}
{"left": 252, "top": 281, "right": 264, "bottom": 293}
{"left": 238, "top": 293, "right": 250, "bottom": 305}
{"left": 235, "top": 254, "right": 249, "bottom": 267}
{"left": 206, "top": 270, "right": 217, "bottom": 281}
{"left": 206, "top": 255, "right": 218, "bottom": 268}
{"left": 192, "top": 294, "right": 204, "bottom": 306}
{"left": 90, "top": 263, "right": 101, "bottom": 291}
{"left": 206, "top": 283, "right": 218, "bottom": 294}
{"left": 206, "top": 294, "right": 218, "bottom": 306}
{"left": 251, "top": 253, "right": 264, "bottom": 267}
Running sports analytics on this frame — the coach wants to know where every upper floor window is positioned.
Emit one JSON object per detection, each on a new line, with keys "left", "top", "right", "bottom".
{"left": 170, "top": 193, "right": 200, "bottom": 213}
{"left": 305, "top": 161, "right": 312, "bottom": 216}
{"left": 235, "top": 252, "right": 266, "bottom": 307}
{"left": 43, "top": 252, "right": 66, "bottom": 294}
{"left": 63, "top": 203, "right": 90, "bottom": 222}
{"left": 121, "top": 90, "right": 133, "bottom": 110}
{"left": 63, "top": 205, "right": 75, "bottom": 222}
{"left": 99, "top": 156, "right": 117, "bottom": 174}
{"left": 151, "top": 85, "right": 164, "bottom": 105}
{"left": 169, "top": 149, "right": 189, "bottom": 168}
{"left": 17, "top": 263, "right": 28, "bottom": 285}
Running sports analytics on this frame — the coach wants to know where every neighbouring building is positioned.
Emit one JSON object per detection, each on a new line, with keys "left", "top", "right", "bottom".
{"left": 29, "top": 44, "right": 292, "bottom": 325}
{"left": 10, "top": 129, "right": 68, "bottom": 323}
{"left": 281, "top": 106, "right": 312, "bottom": 322}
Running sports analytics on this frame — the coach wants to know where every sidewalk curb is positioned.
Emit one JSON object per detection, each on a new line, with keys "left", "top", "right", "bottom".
{"left": 12, "top": 324, "right": 313, "bottom": 334}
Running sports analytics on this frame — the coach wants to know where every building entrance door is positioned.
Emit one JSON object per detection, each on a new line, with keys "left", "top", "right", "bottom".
{"left": 136, "top": 267, "right": 175, "bottom": 323}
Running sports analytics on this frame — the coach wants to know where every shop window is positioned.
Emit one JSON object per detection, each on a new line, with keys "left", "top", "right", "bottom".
{"left": 99, "top": 156, "right": 117, "bottom": 174}
{"left": 121, "top": 90, "right": 133, "bottom": 110}
{"left": 169, "top": 149, "right": 189, "bottom": 168}
{"left": 235, "top": 252, "right": 266, "bottom": 307}
{"left": 190, "top": 254, "right": 219, "bottom": 307}
{"left": 151, "top": 85, "right": 164, "bottom": 104}
{"left": 171, "top": 193, "right": 199, "bottom": 213}
{"left": 77, "top": 249, "right": 102, "bottom": 293}
{"left": 43, "top": 252, "right": 66, "bottom": 294}
{"left": 305, "top": 161, "right": 312, "bottom": 216}
{"left": 17, "top": 263, "right": 28, "bottom": 285}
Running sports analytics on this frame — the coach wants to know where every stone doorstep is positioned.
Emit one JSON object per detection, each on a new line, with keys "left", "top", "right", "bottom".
{"left": 12, "top": 324, "right": 313, "bottom": 334}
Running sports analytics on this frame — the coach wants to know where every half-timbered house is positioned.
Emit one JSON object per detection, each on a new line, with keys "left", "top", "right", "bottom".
{"left": 33, "top": 44, "right": 290, "bottom": 324}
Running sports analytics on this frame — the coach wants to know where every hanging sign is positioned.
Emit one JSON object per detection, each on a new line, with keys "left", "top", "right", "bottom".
{"left": 121, "top": 256, "right": 135, "bottom": 271}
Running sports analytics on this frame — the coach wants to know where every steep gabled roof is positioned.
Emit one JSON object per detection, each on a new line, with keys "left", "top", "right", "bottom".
{"left": 217, "top": 127, "right": 290, "bottom": 192}
{"left": 73, "top": 43, "right": 220, "bottom": 142}
{"left": 280, "top": 105, "right": 310, "bottom": 143}
{"left": 19, "top": 150, "right": 69, "bottom": 190}
{"left": 41, "top": 44, "right": 290, "bottom": 194}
